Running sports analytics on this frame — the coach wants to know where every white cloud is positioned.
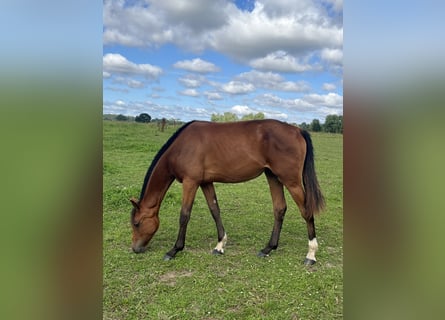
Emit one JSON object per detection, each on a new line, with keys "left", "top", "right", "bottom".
{"left": 264, "top": 111, "right": 289, "bottom": 120}
{"left": 148, "top": 0, "right": 229, "bottom": 32}
{"left": 127, "top": 79, "right": 145, "bottom": 88}
{"left": 249, "top": 51, "right": 315, "bottom": 73}
{"left": 103, "top": 1, "right": 170, "bottom": 47}
{"left": 231, "top": 105, "right": 256, "bottom": 116}
{"left": 321, "top": 48, "right": 343, "bottom": 65}
{"left": 210, "top": 1, "right": 342, "bottom": 62}
{"left": 173, "top": 58, "right": 220, "bottom": 73}
{"left": 254, "top": 92, "right": 343, "bottom": 116}
{"left": 255, "top": 93, "right": 311, "bottom": 110}
{"left": 221, "top": 81, "right": 255, "bottom": 95}
{"left": 103, "top": 0, "right": 342, "bottom": 62}
{"left": 236, "top": 70, "right": 310, "bottom": 92}
{"left": 179, "top": 88, "right": 200, "bottom": 97}
{"left": 178, "top": 74, "right": 205, "bottom": 87}
{"left": 204, "top": 91, "right": 223, "bottom": 100}
{"left": 322, "top": 83, "right": 337, "bottom": 91}
{"left": 304, "top": 92, "right": 343, "bottom": 107}
{"left": 103, "top": 53, "right": 162, "bottom": 79}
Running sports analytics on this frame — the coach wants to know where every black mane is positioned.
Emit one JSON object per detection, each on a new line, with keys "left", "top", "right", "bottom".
{"left": 138, "top": 121, "right": 196, "bottom": 201}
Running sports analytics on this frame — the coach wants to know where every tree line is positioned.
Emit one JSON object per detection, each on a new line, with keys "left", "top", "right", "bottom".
{"left": 106, "top": 112, "right": 342, "bottom": 134}
{"left": 299, "top": 114, "right": 343, "bottom": 133}
{"left": 211, "top": 112, "right": 342, "bottom": 133}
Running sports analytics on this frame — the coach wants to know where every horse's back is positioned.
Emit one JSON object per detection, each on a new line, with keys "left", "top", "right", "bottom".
{"left": 167, "top": 120, "right": 306, "bottom": 183}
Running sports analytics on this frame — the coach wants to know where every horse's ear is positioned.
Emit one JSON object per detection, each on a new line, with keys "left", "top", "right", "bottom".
{"left": 130, "top": 198, "right": 140, "bottom": 210}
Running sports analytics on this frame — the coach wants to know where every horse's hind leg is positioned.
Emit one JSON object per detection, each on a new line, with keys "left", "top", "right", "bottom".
{"left": 201, "top": 183, "right": 227, "bottom": 255}
{"left": 286, "top": 183, "right": 318, "bottom": 265}
{"left": 258, "top": 169, "right": 287, "bottom": 257}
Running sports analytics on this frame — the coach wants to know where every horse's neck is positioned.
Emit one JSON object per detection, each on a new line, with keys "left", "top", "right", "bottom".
{"left": 140, "top": 161, "right": 174, "bottom": 210}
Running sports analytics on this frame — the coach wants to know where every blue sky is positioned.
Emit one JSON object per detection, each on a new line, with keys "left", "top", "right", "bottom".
{"left": 103, "top": 0, "right": 343, "bottom": 123}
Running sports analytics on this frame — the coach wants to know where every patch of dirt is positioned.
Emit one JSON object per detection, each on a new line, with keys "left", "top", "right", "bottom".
{"left": 158, "top": 270, "right": 193, "bottom": 286}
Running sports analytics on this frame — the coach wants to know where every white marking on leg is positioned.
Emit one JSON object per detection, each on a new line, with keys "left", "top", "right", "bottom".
{"left": 306, "top": 238, "right": 318, "bottom": 261}
{"left": 214, "top": 233, "right": 227, "bottom": 253}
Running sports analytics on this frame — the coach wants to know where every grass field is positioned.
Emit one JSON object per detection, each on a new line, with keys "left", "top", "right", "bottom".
{"left": 103, "top": 120, "right": 343, "bottom": 319}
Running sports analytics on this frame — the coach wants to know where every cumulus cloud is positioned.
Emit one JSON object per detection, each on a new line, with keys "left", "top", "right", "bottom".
{"left": 322, "top": 83, "right": 337, "bottom": 91}
{"left": 304, "top": 92, "right": 343, "bottom": 107}
{"left": 255, "top": 92, "right": 343, "bottom": 113}
{"left": 204, "top": 91, "right": 223, "bottom": 100}
{"left": 231, "top": 105, "right": 256, "bottom": 116}
{"left": 250, "top": 51, "right": 315, "bottom": 73}
{"left": 221, "top": 81, "right": 255, "bottom": 95}
{"left": 210, "top": 1, "right": 342, "bottom": 62}
{"left": 148, "top": 0, "right": 229, "bottom": 32}
{"left": 103, "top": 0, "right": 234, "bottom": 52}
{"left": 255, "top": 93, "right": 311, "bottom": 110}
{"left": 236, "top": 70, "right": 310, "bottom": 92}
{"left": 179, "top": 88, "right": 200, "bottom": 97}
{"left": 103, "top": 1, "right": 343, "bottom": 123}
{"left": 103, "top": 53, "right": 162, "bottom": 79}
{"left": 173, "top": 58, "right": 220, "bottom": 73}
{"left": 127, "top": 79, "right": 145, "bottom": 89}
{"left": 321, "top": 48, "right": 343, "bottom": 65}
{"left": 178, "top": 74, "right": 206, "bottom": 88}
{"left": 103, "top": 0, "right": 342, "bottom": 63}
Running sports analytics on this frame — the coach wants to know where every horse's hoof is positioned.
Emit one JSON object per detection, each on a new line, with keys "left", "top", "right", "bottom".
{"left": 257, "top": 251, "right": 269, "bottom": 258}
{"left": 303, "top": 258, "right": 316, "bottom": 265}
{"left": 212, "top": 249, "right": 224, "bottom": 255}
{"left": 163, "top": 254, "right": 174, "bottom": 261}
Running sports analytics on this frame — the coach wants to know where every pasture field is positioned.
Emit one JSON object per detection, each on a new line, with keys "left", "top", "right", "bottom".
{"left": 103, "top": 120, "right": 343, "bottom": 319}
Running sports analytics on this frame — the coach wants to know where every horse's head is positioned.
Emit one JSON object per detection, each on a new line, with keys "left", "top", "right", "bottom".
{"left": 129, "top": 198, "right": 159, "bottom": 253}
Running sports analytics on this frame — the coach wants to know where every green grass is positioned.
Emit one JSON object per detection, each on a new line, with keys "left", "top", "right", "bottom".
{"left": 103, "top": 120, "right": 343, "bottom": 319}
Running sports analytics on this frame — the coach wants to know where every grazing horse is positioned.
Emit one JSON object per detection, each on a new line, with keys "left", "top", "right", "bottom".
{"left": 130, "top": 119, "right": 325, "bottom": 265}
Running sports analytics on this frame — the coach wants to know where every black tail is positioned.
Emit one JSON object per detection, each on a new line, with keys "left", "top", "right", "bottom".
{"left": 301, "top": 130, "right": 325, "bottom": 217}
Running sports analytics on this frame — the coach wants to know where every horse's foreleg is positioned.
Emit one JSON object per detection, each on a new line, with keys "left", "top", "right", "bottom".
{"left": 201, "top": 183, "right": 227, "bottom": 255}
{"left": 286, "top": 183, "right": 318, "bottom": 265}
{"left": 259, "top": 170, "right": 287, "bottom": 257}
{"left": 164, "top": 180, "right": 199, "bottom": 261}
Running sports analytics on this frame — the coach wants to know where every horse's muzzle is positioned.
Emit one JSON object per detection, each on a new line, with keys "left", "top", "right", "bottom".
{"left": 132, "top": 245, "right": 147, "bottom": 254}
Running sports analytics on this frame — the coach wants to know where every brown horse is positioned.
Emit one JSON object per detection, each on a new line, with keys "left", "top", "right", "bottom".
{"left": 130, "top": 119, "right": 325, "bottom": 265}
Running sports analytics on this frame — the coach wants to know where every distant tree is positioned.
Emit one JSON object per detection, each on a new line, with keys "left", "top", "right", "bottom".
{"left": 324, "top": 114, "right": 343, "bottom": 133}
{"left": 310, "top": 119, "right": 322, "bottom": 132}
{"left": 135, "top": 113, "right": 151, "bottom": 123}
{"left": 115, "top": 114, "right": 128, "bottom": 121}
{"left": 241, "top": 112, "right": 265, "bottom": 121}
{"left": 241, "top": 113, "right": 255, "bottom": 121}
{"left": 211, "top": 112, "right": 238, "bottom": 122}
{"left": 299, "top": 122, "right": 310, "bottom": 131}
{"left": 223, "top": 112, "right": 239, "bottom": 122}
{"left": 211, "top": 111, "right": 265, "bottom": 122}
{"left": 211, "top": 113, "right": 223, "bottom": 122}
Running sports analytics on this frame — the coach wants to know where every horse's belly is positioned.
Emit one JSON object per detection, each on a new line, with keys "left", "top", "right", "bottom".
{"left": 203, "top": 163, "right": 264, "bottom": 183}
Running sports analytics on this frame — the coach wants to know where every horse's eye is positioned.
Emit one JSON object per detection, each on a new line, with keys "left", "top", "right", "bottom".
{"left": 133, "top": 221, "right": 140, "bottom": 228}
